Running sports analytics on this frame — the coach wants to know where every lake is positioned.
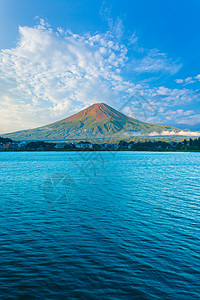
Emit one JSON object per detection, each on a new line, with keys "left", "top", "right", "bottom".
{"left": 0, "top": 151, "right": 199, "bottom": 299}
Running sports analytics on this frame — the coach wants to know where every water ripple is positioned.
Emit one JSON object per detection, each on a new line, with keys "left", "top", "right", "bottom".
{"left": 0, "top": 152, "right": 199, "bottom": 299}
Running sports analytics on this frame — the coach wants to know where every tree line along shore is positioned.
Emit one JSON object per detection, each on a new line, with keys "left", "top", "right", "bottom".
{"left": 1, "top": 137, "right": 200, "bottom": 152}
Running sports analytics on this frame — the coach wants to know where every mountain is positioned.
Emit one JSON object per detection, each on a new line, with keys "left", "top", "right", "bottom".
{"left": 2, "top": 103, "right": 193, "bottom": 141}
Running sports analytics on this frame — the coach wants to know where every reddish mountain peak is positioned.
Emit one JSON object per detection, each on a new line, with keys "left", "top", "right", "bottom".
{"left": 62, "top": 102, "right": 129, "bottom": 123}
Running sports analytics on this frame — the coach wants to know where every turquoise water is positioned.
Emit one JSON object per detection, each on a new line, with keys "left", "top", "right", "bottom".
{"left": 0, "top": 151, "right": 199, "bottom": 299}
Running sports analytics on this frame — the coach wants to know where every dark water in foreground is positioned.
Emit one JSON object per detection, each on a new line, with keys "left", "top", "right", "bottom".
{"left": 0, "top": 151, "right": 199, "bottom": 299}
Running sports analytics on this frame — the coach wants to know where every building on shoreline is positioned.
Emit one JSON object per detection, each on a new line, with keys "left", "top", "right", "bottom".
{"left": 76, "top": 142, "right": 93, "bottom": 150}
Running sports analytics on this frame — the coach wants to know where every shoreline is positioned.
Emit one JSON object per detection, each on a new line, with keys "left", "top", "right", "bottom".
{"left": 1, "top": 149, "right": 200, "bottom": 153}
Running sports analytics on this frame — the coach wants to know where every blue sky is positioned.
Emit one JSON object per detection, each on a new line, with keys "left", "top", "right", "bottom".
{"left": 0, "top": 0, "right": 199, "bottom": 133}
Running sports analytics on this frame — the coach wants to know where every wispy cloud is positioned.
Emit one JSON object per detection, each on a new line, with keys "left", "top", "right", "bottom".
{"left": 176, "top": 114, "right": 200, "bottom": 126}
{"left": 132, "top": 49, "right": 182, "bottom": 75}
{"left": 100, "top": 3, "right": 124, "bottom": 40}
{"left": 145, "top": 106, "right": 200, "bottom": 128}
{"left": 129, "top": 32, "right": 138, "bottom": 45}
{"left": 175, "top": 74, "right": 200, "bottom": 85}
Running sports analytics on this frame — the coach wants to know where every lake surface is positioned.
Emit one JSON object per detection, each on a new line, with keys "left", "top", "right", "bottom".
{"left": 0, "top": 151, "right": 199, "bottom": 299}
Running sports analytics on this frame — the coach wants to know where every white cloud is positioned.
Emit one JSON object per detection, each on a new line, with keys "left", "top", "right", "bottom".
{"left": 175, "top": 79, "right": 184, "bottom": 83}
{"left": 155, "top": 88, "right": 198, "bottom": 106}
{"left": 148, "top": 130, "right": 200, "bottom": 137}
{"left": 118, "top": 86, "right": 199, "bottom": 125}
{"left": 111, "top": 17, "right": 124, "bottom": 40}
{"left": 100, "top": 4, "right": 124, "bottom": 40}
{"left": 146, "top": 107, "right": 200, "bottom": 128}
{"left": 176, "top": 114, "right": 200, "bottom": 126}
{"left": 175, "top": 74, "right": 200, "bottom": 84}
{"left": 128, "top": 130, "right": 200, "bottom": 137}
{"left": 133, "top": 49, "right": 182, "bottom": 75}
{"left": 195, "top": 74, "right": 200, "bottom": 80}
{"left": 185, "top": 77, "right": 192, "bottom": 82}
{"left": 129, "top": 32, "right": 138, "bottom": 45}
{"left": 157, "top": 86, "right": 171, "bottom": 96}
{"left": 0, "top": 21, "right": 131, "bottom": 133}
{"left": 184, "top": 77, "right": 195, "bottom": 84}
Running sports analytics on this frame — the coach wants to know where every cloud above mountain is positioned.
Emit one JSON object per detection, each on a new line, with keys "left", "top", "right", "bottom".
{"left": 132, "top": 49, "right": 182, "bottom": 75}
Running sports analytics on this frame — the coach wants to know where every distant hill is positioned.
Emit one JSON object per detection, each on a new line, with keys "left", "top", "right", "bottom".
{"left": 2, "top": 103, "right": 198, "bottom": 141}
